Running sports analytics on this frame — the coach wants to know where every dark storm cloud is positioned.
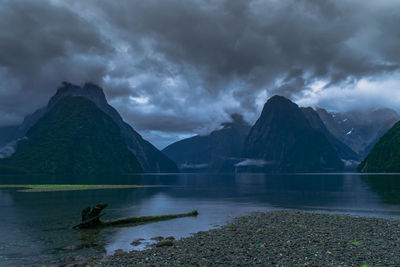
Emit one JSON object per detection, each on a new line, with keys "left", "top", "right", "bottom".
{"left": 93, "top": 0, "right": 400, "bottom": 117}
{"left": 0, "top": 0, "right": 112, "bottom": 124}
{"left": 100, "top": 0, "right": 399, "bottom": 88}
{"left": 1, "top": 0, "right": 400, "bottom": 147}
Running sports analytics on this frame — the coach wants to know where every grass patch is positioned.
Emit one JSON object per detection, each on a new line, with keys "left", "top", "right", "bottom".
{"left": 0, "top": 184, "right": 159, "bottom": 192}
{"left": 350, "top": 240, "right": 362, "bottom": 246}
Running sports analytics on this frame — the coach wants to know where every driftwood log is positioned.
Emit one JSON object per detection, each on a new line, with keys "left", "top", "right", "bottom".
{"left": 73, "top": 203, "right": 198, "bottom": 229}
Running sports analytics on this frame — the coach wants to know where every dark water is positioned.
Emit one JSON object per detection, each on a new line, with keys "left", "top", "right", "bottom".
{"left": 1, "top": 173, "right": 400, "bottom": 266}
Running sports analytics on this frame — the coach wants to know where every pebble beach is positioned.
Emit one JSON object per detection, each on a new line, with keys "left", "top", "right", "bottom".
{"left": 67, "top": 210, "right": 400, "bottom": 266}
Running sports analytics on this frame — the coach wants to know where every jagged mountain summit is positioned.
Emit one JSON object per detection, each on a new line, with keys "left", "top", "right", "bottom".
{"left": 163, "top": 114, "right": 251, "bottom": 172}
{"left": 317, "top": 108, "right": 399, "bottom": 157}
{"left": 358, "top": 121, "right": 400, "bottom": 173}
{"left": 241, "top": 96, "right": 344, "bottom": 172}
{"left": 0, "top": 82, "right": 177, "bottom": 174}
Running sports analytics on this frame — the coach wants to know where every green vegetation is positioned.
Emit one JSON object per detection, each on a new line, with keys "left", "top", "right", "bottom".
{"left": 0, "top": 184, "right": 155, "bottom": 192}
{"left": 0, "top": 97, "right": 142, "bottom": 175}
{"left": 349, "top": 240, "right": 362, "bottom": 246}
{"left": 358, "top": 121, "right": 400, "bottom": 172}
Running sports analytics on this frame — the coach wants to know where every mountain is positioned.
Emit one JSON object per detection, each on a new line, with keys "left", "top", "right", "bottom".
{"left": 0, "top": 126, "right": 18, "bottom": 147}
{"left": 0, "top": 97, "right": 142, "bottom": 174}
{"left": 301, "top": 107, "right": 359, "bottom": 161}
{"left": 0, "top": 82, "right": 178, "bottom": 173}
{"left": 241, "top": 96, "right": 344, "bottom": 172}
{"left": 163, "top": 114, "right": 251, "bottom": 172}
{"left": 317, "top": 108, "right": 399, "bottom": 157}
{"left": 358, "top": 121, "right": 400, "bottom": 173}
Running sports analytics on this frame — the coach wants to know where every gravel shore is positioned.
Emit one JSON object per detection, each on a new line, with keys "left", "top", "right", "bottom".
{"left": 71, "top": 210, "right": 400, "bottom": 266}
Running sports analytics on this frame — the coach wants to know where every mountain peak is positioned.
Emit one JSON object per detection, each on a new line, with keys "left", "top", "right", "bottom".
{"left": 265, "top": 95, "right": 294, "bottom": 106}
{"left": 268, "top": 94, "right": 291, "bottom": 101}
{"left": 262, "top": 95, "right": 299, "bottom": 113}
{"left": 51, "top": 82, "right": 107, "bottom": 107}
{"left": 0, "top": 96, "right": 142, "bottom": 174}
{"left": 242, "top": 96, "right": 343, "bottom": 172}
{"left": 2, "top": 81, "right": 178, "bottom": 173}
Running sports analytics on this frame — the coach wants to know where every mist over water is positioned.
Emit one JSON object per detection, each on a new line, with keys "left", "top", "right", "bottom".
{"left": 1, "top": 173, "right": 400, "bottom": 266}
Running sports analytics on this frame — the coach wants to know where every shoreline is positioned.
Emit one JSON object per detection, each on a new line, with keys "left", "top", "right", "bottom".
{"left": 0, "top": 184, "right": 165, "bottom": 192}
{"left": 65, "top": 210, "right": 400, "bottom": 266}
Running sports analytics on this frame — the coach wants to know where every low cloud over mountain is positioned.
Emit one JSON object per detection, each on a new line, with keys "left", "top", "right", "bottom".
{"left": 1, "top": 0, "right": 400, "bottom": 148}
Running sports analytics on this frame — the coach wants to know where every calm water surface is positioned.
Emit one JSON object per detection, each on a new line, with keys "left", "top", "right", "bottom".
{"left": 1, "top": 173, "right": 400, "bottom": 266}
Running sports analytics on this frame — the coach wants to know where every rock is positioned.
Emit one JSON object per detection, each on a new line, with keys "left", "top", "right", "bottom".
{"left": 131, "top": 238, "right": 145, "bottom": 246}
{"left": 114, "top": 249, "right": 125, "bottom": 255}
{"left": 150, "top": 236, "right": 164, "bottom": 241}
{"left": 154, "top": 239, "right": 174, "bottom": 247}
{"left": 62, "top": 245, "right": 79, "bottom": 251}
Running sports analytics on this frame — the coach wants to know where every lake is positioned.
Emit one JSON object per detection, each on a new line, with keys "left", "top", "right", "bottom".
{"left": 1, "top": 173, "right": 400, "bottom": 266}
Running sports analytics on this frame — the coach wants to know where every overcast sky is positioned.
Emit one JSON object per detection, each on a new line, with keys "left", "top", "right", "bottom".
{"left": 1, "top": 0, "right": 400, "bottom": 148}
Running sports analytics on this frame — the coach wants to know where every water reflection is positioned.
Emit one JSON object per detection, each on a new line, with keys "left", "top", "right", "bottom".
{"left": 361, "top": 174, "right": 400, "bottom": 204}
{"left": 1, "top": 173, "right": 400, "bottom": 266}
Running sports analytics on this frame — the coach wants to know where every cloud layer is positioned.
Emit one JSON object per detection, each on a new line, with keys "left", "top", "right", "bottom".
{"left": 1, "top": 0, "right": 400, "bottom": 148}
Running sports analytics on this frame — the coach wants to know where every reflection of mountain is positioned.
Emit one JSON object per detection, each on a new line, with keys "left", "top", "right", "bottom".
{"left": 361, "top": 175, "right": 400, "bottom": 204}
{"left": 1, "top": 172, "right": 396, "bottom": 266}
{"left": 0, "top": 178, "right": 169, "bottom": 266}
{"left": 317, "top": 108, "right": 399, "bottom": 157}
{"left": 160, "top": 173, "right": 371, "bottom": 211}
{"left": 242, "top": 96, "right": 343, "bottom": 172}
{"left": 163, "top": 114, "right": 250, "bottom": 172}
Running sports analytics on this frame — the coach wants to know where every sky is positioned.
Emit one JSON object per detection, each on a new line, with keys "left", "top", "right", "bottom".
{"left": 0, "top": 0, "right": 400, "bottom": 149}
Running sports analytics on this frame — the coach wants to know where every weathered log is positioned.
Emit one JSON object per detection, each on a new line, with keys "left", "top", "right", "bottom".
{"left": 73, "top": 203, "right": 108, "bottom": 229}
{"left": 72, "top": 203, "right": 198, "bottom": 229}
{"left": 101, "top": 210, "right": 199, "bottom": 227}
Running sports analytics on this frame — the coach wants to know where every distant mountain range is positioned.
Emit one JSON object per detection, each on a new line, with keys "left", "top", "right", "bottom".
{"left": 163, "top": 114, "right": 251, "bottom": 172}
{"left": 1, "top": 85, "right": 398, "bottom": 174}
{"left": 301, "top": 107, "right": 360, "bottom": 162}
{"left": 316, "top": 108, "right": 399, "bottom": 157}
{"left": 0, "top": 82, "right": 177, "bottom": 174}
{"left": 164, "top": 95, "right": 399, "bottom": 173}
